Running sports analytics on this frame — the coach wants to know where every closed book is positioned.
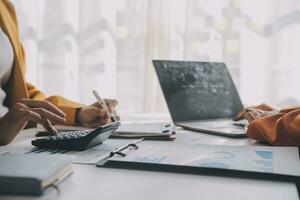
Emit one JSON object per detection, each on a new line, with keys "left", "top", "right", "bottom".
{"left": 0, "top": 153, "right": 73, "bottom": 196}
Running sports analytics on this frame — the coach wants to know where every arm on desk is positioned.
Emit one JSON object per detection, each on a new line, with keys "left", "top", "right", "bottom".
{"left": 247, "top": 109, "right": 300, "bottom": 146}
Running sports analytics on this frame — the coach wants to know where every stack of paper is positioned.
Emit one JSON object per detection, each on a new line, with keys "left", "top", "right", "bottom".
{"left": 112, "top": 122, "right": 176, "bottom": 140}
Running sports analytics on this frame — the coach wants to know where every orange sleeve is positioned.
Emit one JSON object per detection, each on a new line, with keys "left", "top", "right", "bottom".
{"left": 45, "top": 95, "right": 85, "bottom": 126}
{"left": 26, "top": 82, "right": 85, "bottom": 126}
{"left": 247, "top": 109, "right": 300, "bottom": 146}
{"left": 2, "top": 0, "right": 85, "bottom": 126}
{"left": 280, "top": 106, "right": 300, "bottom": 114}
{"left": 21, "top": 43, "right": 85, "bottom": 125}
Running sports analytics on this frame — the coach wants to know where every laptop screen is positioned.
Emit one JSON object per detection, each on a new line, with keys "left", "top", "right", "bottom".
{"left": 153, "top": 60, "right": 244, "bottom": 122}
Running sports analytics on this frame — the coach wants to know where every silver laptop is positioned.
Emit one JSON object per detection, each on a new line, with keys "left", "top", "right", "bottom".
{"left": 152, "top": 60, "right": 247, "bottom": 138}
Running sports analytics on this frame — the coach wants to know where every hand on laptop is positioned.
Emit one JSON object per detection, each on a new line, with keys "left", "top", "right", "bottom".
{"left": 234, "top": 103, "right": 279, "bottom": 122}
{"left": 76, "top": 99, "right": 120, "bottom": 128}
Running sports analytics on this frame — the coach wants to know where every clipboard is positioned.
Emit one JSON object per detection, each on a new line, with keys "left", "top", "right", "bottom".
{"left": 111, "top": 123, "right": 176, "bottom": 140}
{"left": 97, "top": 142, "right": 300, "bottom": 184}
{"left": 97, "top": 139, "right": 143, "bottom": 164}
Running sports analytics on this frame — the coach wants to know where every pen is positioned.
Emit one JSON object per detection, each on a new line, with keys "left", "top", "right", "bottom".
{"left": 92, "top": 90, "right": 117, "bottom": 122}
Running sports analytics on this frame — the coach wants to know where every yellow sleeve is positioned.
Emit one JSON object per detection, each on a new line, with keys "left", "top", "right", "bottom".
{"left": 3, "top": 0, "right": 85, "bottom": 126}
{"left": 26, "top": 82, "right": 85, "bottom": 126}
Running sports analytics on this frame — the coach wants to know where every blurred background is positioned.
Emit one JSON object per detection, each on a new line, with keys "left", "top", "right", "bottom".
{"left": 12, "top": 0, "right": 300, "bottom": 114}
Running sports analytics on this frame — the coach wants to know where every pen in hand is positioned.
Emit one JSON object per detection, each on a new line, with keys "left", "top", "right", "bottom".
{"left": 92, "top": 90, "right": 117, "bottom": 122}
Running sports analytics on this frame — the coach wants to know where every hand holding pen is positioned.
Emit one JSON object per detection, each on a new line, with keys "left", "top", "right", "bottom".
{"left": 92, "top": 90, "right": 118, "bottom": 122}
{"left": 76, "top": 91, "right": 120, "bottom": 128}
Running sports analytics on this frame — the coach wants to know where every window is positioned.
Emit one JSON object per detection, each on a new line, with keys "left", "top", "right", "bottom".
{"left": 13, "top": 0, "right": 300, "bottom": 113}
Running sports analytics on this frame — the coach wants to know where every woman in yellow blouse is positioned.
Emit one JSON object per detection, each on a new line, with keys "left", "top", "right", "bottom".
{"left": 0, "top": 0, "right": 118, "bottom": 145}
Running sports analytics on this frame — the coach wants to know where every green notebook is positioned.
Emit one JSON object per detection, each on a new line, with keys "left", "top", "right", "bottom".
{"left": 0, "top": 153, "right": 73, "bottom": 196}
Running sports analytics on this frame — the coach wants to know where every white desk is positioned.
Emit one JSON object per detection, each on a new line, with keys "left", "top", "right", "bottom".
{"left": 0, "top": 114, "right": 299, "bottom": 200}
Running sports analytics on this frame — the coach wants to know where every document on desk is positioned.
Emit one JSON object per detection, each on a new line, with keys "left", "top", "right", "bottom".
{"left": 98, "top": 143, "right": 300, "bottom": 181}
{"left": 0, "top": 138, "right": 136, "bottom": 165}
{"left": 113, "top": 122, "right": 176, "bottom": 140}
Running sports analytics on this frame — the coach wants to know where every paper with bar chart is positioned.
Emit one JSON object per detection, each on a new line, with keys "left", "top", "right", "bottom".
{"left": 109, "top": 143, "right": 300, "bottom": 176}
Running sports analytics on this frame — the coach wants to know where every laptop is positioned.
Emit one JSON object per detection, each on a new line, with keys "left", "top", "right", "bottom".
{"left": 152, "top": 60, "right": 247, "bottom": 138}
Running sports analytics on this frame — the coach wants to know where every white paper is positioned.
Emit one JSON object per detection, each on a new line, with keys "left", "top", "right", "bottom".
{"left": 0, "top": 138, "right": 137, "bottom": 165}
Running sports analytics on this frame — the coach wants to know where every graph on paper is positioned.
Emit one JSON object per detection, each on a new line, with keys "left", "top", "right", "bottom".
{"left": 110, "top": 143, "right": 300, "bottom": 176}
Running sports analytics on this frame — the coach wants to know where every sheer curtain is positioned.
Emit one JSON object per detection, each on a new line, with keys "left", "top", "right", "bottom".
{"left": 12, "top": 0, "right": 300, "bottom": 113}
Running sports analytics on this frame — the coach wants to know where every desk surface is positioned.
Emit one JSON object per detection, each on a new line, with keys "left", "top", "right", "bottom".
{"left": 0, "top": 114, "right": 299, "bottom": 200}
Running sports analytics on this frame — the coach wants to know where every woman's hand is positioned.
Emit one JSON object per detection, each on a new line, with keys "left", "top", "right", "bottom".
{"left": 77, "top": 99, "right": 120, "bottom": 128}
{"left": 241, "top": 108, "right": 279, "bottom": 123}
{"left": 0, "top": 99, "right": 66, "bottom": 145}
{"left": 234, "top": 103, "right": 279, "bottom": 123}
